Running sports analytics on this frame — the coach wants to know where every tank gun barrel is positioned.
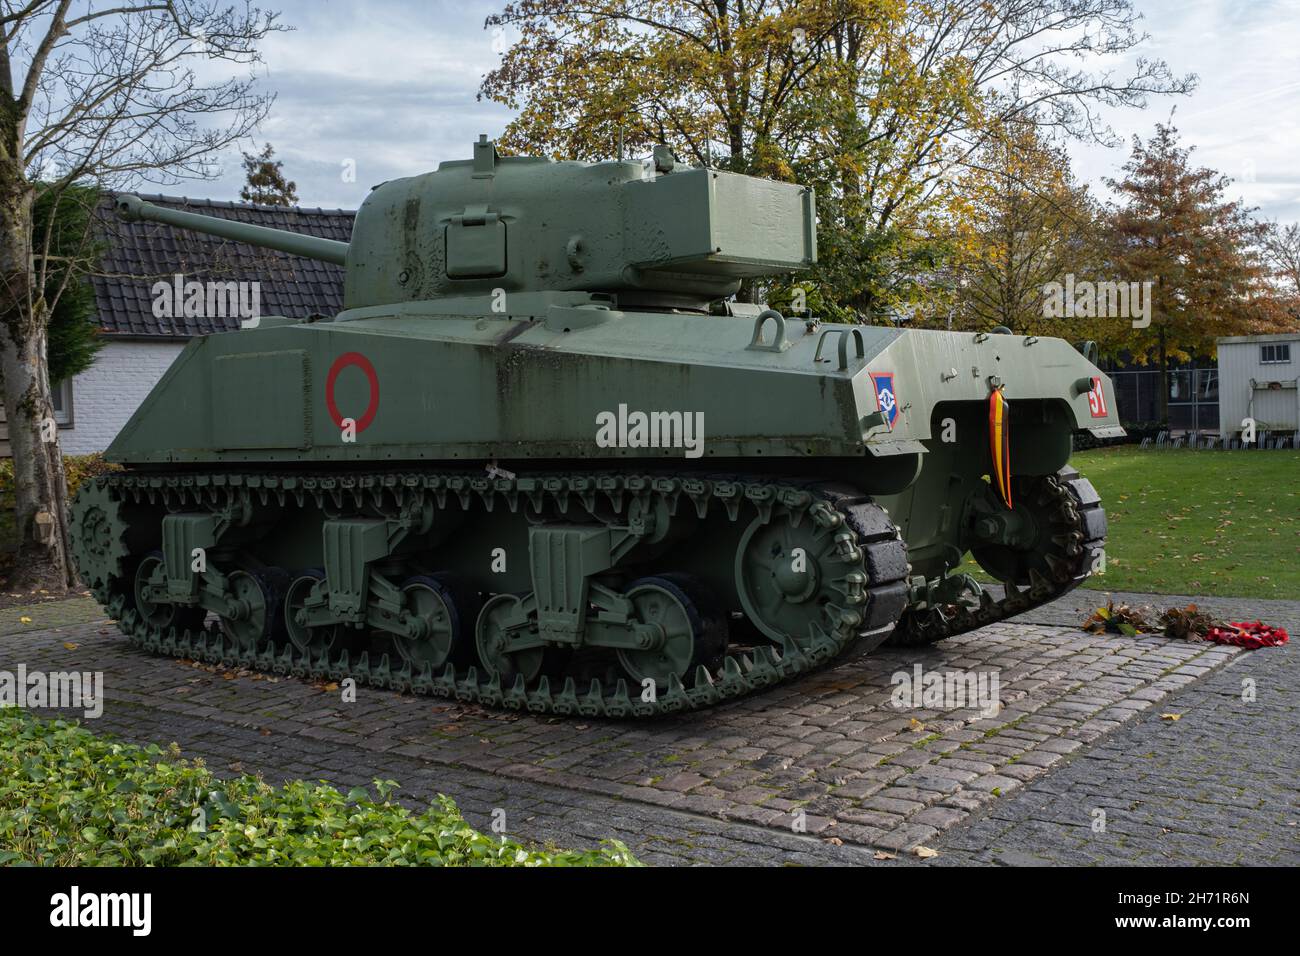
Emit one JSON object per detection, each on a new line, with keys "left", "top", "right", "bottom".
{"left": 114, "top": 194, "right": 349, "bottom": 266}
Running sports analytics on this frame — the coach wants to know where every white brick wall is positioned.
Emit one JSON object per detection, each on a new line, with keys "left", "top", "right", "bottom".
{"left": 60, "top": 339, "right": 188, "bottom": 455}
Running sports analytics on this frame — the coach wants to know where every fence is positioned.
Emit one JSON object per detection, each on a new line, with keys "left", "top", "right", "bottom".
{"left": 1105, "top": 362, "right": 1220, "bottom": 431}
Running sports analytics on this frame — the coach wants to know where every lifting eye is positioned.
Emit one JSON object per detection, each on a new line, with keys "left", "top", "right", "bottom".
{"left": 566, "top": 235, "right": 586, "bottom": 272}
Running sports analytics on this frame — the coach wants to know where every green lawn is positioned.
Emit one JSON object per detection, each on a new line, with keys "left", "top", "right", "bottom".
{"left": 1064, "top": 446, "right": 1299, "bottom": 599}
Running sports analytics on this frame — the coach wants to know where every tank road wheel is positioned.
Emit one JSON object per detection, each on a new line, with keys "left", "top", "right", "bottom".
{"left": 132, "top": 551, "right": 205, "bottom": 631}
{"left": 475, "top": 594, "right": 544, "bottom": 685}
{"left": 393, "top": 574, "right": 477, "bottom": 670}
{"left": 284, "top": 569, "right": 340, "bottom": 656}
{"left": 616, "top": 574, "right": 726, "bottom": 690}
{"left": 221, "top": 569, "right": 289, "bottom": 654}
{"left": 735, "top": 507, "right": 907, "bottom": 653}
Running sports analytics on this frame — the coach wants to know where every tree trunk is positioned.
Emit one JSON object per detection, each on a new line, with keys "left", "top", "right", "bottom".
{"left": 0, "top": 178, "right": 75, "bottom": 589}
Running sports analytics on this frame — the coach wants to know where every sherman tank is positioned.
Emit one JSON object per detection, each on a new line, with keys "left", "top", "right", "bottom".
{"left": 69, "top": 137, "right": 1120, "bottom": 717}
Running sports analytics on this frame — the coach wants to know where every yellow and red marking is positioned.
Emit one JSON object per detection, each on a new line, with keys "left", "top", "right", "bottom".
{"left": 988, "top": 386, "right": 1012, "bottom": 508}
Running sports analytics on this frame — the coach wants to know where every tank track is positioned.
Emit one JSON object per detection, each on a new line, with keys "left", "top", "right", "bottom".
{"left": 887, "top": 466, "right": 1105, "bottom": 647}
{"left": 75, "top": 466, "right": 1102, "bottom": 717}
{"left": 77, "top": 470, "right": 915, "bottom": 718}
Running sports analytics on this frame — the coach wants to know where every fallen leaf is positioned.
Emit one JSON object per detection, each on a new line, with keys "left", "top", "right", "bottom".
{"left": 63, "top": 642, "right": 79, "bottom": 650}
{"left": 913, "top": 846, "right": 939, "bottom": 859}
{"left": 322, "top": 682, "right": 339, "bottom": 692}
{"left": 873, "top": 851, "right": 897, "bottom": 860}
{"left": 19, "top": 616, "right": 31, "bottom": 624}
{"left": 824, "top": 837, "right": 844, "bottom": 846}
{"left": 259, "top": 728, "right": 272, "bottom": 737}
{"left": 1160, "top": 713, "right": 1182, "bottom": 721}
{"left": 908, "top": 718, "right": 926, "bottom": 731}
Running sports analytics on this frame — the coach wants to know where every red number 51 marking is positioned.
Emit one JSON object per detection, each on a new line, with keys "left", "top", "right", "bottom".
{"left": 1088, "top": 376, "right": 1108, "bottom": 418}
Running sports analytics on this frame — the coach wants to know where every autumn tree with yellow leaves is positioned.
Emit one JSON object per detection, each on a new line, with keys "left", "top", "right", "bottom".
{"left": 948, "top": 122, "right": 1107, "bottom": 338}
{"left": 480, "top": 0, "right": 1193, "bottom": 320}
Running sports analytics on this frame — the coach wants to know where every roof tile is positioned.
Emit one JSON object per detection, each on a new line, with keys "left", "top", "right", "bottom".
{"left": 92, "top": 194, "right": 354, "bottom": 336}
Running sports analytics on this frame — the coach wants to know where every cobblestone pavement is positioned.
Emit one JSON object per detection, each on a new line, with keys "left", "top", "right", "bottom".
{"left": 918, "top": 593, "right": 1298, "bottom": 866}
{"left": 1, "top": 590, "right": 1293, "bottom": 866}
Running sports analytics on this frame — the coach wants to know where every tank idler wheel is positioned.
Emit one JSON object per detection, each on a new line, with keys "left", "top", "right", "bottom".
{"left": 617, "top": 574, "right": 727, "bottom": 692}
{"left": 132, "top": 551, "right": 206, "bottom": 631}
{"left": 475, "top": 593, "right": 545, "bottom": 685}
{"left": 221, "top": 568, "right": 289, "bottom": 654}
{"left": 284, "top": 569, "right": 340, "bottom": 656}
{"left": 393, "top": 573, "right": 476, "bottom": 670}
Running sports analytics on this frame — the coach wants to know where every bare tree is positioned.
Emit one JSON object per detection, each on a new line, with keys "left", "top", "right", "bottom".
{"left": 0, "top": 1, "right": 282, "bottom": 589}
{"left": 1263, "top": 221, "right": 1300, "bottom": 304}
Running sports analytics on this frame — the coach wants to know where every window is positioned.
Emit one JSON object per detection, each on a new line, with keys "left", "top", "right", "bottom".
{"left": 1197, "top": 368, "right": 1219, "bottom": 402}
{"left": 1261, "top": 343, "right": 1292, "bottom": 364}
{"left": 51, "top": 378, "right": 73, "bottom": 426}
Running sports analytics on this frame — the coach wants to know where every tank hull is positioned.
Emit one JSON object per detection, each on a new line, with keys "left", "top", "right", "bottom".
{"left": 107, "top": 299, "right": 1121, "bottom": 469}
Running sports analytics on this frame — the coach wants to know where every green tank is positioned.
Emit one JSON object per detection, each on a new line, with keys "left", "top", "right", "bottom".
{"left": 69, "top": 137, "right": 1120, "bottom": 717}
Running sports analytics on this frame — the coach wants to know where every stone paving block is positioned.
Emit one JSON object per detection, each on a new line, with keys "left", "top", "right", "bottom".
{"left": 5, "top": 587, "right": 1284, "bottom": 865}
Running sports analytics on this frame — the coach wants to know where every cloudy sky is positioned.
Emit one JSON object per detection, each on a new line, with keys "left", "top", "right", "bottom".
{"left": 166, "top": 0, "right": 1300, "bottom": 226}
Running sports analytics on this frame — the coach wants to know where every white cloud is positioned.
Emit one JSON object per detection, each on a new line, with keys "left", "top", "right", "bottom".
{"left": 149, "top": 0, "right": 513, "bottom": 208}
{"left": 137, "top": 0, "right": 1300, "bottom": 228}
{"left": 1071, "top": 0, "right": 1300, "bottom": 224}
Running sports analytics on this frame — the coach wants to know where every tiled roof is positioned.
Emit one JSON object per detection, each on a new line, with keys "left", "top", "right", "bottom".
{"left": 92, "top": 194, "right": 354, "bottom": 337}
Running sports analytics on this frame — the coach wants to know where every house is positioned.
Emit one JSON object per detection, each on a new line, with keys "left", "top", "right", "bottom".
{"left": 1217, "top": 332, "right": 1300, "bottom": 438}
{"left": 2, "top": 194, "right": 354, "bottom": 457}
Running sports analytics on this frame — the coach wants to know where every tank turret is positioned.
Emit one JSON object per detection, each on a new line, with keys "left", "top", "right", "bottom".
{"left": 117, "top": 135, "right": 816, "bottom": 312}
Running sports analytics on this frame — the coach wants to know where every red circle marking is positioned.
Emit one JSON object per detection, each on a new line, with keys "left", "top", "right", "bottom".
{"left": 325, "top": 352, "right": 380, "bottom": 433}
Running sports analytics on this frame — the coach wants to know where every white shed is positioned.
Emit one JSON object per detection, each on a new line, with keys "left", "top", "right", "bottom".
{"left": 1217, "top": 333, "right": 1300, "bottom": 437}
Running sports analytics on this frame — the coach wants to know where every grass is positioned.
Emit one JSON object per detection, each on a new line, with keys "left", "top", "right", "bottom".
{"left": 1064, "top": 446, "right": 1298, "bottom": 600}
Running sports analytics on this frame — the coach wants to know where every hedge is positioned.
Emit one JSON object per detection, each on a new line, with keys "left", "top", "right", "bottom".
{"left": 0, "top": 711, "right": 639, "bottom": 867}
{"left": 0, "top": 451, "right": 121, "bottom": 505}
{"left": 0, "top": 453, "right": 122, "bottom": 552}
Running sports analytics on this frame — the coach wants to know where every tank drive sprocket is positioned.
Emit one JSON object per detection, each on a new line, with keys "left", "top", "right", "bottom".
{"left": 886, "top": 467, "right": 1105, "bottom": 648}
